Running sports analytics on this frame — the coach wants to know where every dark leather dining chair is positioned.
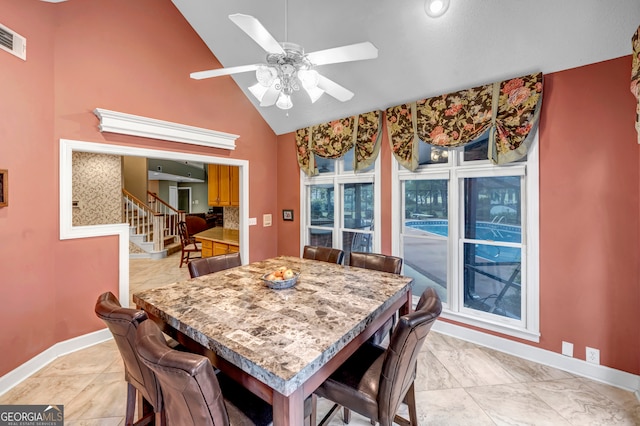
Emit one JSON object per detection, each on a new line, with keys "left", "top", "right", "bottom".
{"left": 188, "top": 252, "right": 242, "bottom": 279}
{"left": 302, "top": 245, "right": 344, "bottom": 264}
{"left": 136, "top": 319, "right": 316, "bottom": 425}
{"left": 314, "top": 287, "right": 442, "bottom": 426}
{"left": 349, "top": 251, "right": 403, "bottom": 346}
{"left": 135, "top": 319, "right": 274, "bottom": 426}
{"left": 94, "top": 292, "right": 165, "bottom": 426}
{"left": 178, "top": 221, "right": 202, "bottom": 268}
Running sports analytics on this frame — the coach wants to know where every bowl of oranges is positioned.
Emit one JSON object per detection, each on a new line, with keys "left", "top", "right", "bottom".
{"left": 261, "top": 266, "right": 299, "bottom": 289}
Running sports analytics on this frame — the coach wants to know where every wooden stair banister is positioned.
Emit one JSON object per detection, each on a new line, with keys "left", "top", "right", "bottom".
{"left": 147, "top": 191, "right": 185, "bottom": 235}
{"left": 122, "top": 189, "right": 166, "bottom": 252}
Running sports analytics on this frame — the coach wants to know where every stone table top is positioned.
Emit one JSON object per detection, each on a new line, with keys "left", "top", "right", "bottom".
{"left": 133, "top": 255, "right": 413, "bottom": 396}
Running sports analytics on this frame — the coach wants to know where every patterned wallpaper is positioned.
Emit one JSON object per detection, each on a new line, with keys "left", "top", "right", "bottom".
{"left": 224, "top": 206, "right": 239, "bottom": 230}
{"left": 72, "top": 152, "right": 122, "bottom": 226}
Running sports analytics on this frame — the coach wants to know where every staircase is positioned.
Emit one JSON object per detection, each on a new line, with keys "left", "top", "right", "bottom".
{"left": 123, "top": 189, "right": 184, "bottom": 259}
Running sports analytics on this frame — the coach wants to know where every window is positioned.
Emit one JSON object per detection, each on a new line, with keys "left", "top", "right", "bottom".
{"left": 302, "top": 152, "right": 379, "bottom": 264}
{"left": 393, "top": 132, "right": 539, "bottom": 341}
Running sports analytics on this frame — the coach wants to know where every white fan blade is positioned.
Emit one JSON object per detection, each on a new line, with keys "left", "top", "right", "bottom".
{"left": 260, "top": 86, "right": 280, "bottom": 106}
{"left": 190, "top": 64, "right": 260, "bottom": 80}
{"left": 306, "top": 42, "right": 378, "bottom": 66}
{"left": 229, "top": 14, "right": 285, "bottom": 55}
{"left": 317, "top": 74, "right": 354, "bottom": 102}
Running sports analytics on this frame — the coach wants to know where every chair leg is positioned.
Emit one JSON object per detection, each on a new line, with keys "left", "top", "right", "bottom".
{"left": 343, "top": 407, "right": 351, "bottom": 424}
{"left": 125, "top": 383, "right": 136, "bottom": 426}
{"left": 317, "top": 403, "right": 341, "bottom": 426}
{"left": 406, "top": 382, "right": 417, "bottom": 425}
{"left": 133, "top": 395, "right": 155, "bottom": 426}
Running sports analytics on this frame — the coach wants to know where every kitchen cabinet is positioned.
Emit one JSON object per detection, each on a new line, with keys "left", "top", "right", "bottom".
{"left": 194, "top": 227, "right": 240, "bottom": 258}
{"left": 208, "top": 165, "right": 239, "bottom": 207}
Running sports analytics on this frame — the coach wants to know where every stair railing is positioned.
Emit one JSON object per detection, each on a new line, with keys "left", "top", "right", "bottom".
{"left": 123, "top": 189, "right": 162, "bottom": 251}
{"left": 147, "top": 191, "right": 185, "bottom": 241}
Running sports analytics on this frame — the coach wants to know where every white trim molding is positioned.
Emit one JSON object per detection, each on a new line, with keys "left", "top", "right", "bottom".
{"left": 434, "top": 321, "right": 640, "bottom": 394}
{"left": 59, "top": 138, "right": 250, "bottom": 308}
{"left": 93, "top": 108, "right": 239, "bottom": 150}
{"left": 0, "top": 329, "right": 112, "bottom": 397}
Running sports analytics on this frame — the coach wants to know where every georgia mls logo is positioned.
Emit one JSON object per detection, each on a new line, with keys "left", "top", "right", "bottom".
{"left": 0, "top": 405, "right": 64, "bottom": 426}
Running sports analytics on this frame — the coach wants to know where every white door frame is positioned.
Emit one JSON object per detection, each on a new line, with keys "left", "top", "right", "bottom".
{"left": 59, "top": 138, "right": 250, "bottom": 307}
{"left": 177, "top": 187, "right": 192, "bottom": 213}
{"left": 169, "top": 186, "right": 178, "bottom": 210}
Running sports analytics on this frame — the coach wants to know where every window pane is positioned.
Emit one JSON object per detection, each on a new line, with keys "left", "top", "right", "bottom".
{"left": 309, "top": 228, "right": 332, "bottom": 247}
{"left": 310, "top": 184, "right": 334, "bottom": 227}
{"left": 464, "top": 243, "right": 521, "bottom": 319}
{"left": 402, "top": 179, "right": 449, "bottom": 303}
{"left": 463, "top": 175, "right": 522, "bottom": 320}
{"left": 343, "top": 230, "right": 372, "bottom": 264}
{"left": 343, "top": 149, "right": 375, "bottom": 173}
{"left": 315, "top": 155, "right": 335, "bottom": 174}
{"left": 464, "top": 176, "right": 521, "bottom": 239}
{"left": 417, "top": 141, "right": 449, "bottom": 166}
{"left": 404, "top": 179, "right": 448, "bottom": 219}
{"left": 343, "top": 183, "right": 373, "bottom": 230}
{"left": 463, "top": 138, "right": 489, "bottom": 161}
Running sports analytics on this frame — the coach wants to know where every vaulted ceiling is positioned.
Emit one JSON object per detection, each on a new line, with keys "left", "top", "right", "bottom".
{"left": 171, "top": 0, "right": 639, "bottom": 135}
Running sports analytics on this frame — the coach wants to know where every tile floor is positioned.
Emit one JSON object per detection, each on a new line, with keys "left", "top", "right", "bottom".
{"left": 1, "top": 253, "right": 638, "bottom": 425}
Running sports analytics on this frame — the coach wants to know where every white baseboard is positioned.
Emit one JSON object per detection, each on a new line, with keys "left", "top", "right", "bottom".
{"left": 433, "top": 321, "right": 640, "bottom": 394}
{"left": 0, "top": 328, "right": 112, "bottom": 397}
{"left": 3, "top": 323, "right": 639, "bottom": 402}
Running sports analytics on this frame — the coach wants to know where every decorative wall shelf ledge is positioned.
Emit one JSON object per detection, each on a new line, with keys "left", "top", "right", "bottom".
{"left": 93, "top": 108, "right": 239, "bottom": 150}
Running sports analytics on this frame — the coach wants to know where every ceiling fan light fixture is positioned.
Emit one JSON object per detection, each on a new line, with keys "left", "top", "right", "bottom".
{"left": 424, "top": 0, "right": 449, "bottom": 17}
{"left": 304, "top": 85, "right": 325, "bottom": 103}
{"left": 256, "top": 65, "right": 277, "bottom": 87}
{"left": 297, "top": 69, "right": 320, "bottom": 90}
{"left": 276, "top": 92, "right": 293, "bottom": 110}
{"left": 248, "top": 82, "right": 269, "bottom": 102}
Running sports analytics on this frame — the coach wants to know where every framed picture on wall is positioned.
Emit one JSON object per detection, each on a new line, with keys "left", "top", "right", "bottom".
{"left": 282, "top": 209, "right": 294, "bottom": 221}
{"left": 0, "top": 170, "right": 7, "bottom": 207}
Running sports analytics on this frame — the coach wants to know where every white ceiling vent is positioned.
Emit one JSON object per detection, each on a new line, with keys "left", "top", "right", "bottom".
{"left": 0, "top": 23, "right": 26, "bottom": 61}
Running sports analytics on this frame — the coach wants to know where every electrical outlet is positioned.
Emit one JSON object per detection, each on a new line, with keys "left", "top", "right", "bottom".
{"left": 561, "top": 341, "right": 574, "bottom": 357}
{"left": 586, "top": 347, "right": 600, "bottom": 364}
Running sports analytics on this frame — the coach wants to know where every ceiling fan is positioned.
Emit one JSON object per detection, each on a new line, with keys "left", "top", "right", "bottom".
{"left": 190, "top": 13, "right": 378, "bottom": 110}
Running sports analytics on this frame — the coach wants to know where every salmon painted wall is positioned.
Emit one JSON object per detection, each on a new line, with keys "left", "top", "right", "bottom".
{"left": 276, "top": 132, "right": 301, "bottom": 256}
{"left": 275, "top": 57, "right": 640, "bottom": 375}
{"left": 0, "top": 0, "right": 280, "bottom": 376}
{"left": 538, "top": 57, "right": 639, "bottom": 374}
{"left": 0, "top": 0, "right": 58, "bottom": 378}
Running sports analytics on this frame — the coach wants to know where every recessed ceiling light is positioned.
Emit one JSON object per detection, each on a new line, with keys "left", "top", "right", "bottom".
{"left": 424, "top": 0, "right": 450, "bottom": 17}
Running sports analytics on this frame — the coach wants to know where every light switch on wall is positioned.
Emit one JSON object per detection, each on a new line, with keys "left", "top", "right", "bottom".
{"left": 263, "top": 214, "right": 272, "bottom": 227}
{"left": 248, "top": 217, "right": 257, "bottom": 226}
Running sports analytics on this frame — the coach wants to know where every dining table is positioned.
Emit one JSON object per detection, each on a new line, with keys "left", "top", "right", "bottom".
{"left": 133, "top": 255, "right": 413, "bottom": 426}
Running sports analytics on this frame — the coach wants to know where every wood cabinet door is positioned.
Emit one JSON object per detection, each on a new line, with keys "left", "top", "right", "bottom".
{"left": 208, "top": 164, "right": 220, "bottom": 206}
{"left": 218, "top": 165, "right": 231, "bottom": 206}
{"left": 230, "top": 166, "right": 240, "bottom": 206}
{"left": 213, "top": 242, "right": 229, "bottom": 256}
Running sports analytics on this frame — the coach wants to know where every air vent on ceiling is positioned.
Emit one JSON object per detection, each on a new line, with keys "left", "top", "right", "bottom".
{"left": 0, "top": 23, "right": 26, "bottom": 61}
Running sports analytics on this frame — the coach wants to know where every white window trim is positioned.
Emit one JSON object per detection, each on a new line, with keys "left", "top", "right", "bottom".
{"left": 300, "top": 156, "right": 381, "bottom": 255}
{"left": 392, "top": 133, "right": 540, "bottom": 342}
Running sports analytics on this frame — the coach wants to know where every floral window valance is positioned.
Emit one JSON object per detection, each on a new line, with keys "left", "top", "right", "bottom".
{"left": 296, "top": 110, "right": 383, "bottom": 176}
{"left": 632, "top": 25, "right": 640, "bottom": 144}
{"left": 386, "top": 72, "right": 544, "bottom": 171}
